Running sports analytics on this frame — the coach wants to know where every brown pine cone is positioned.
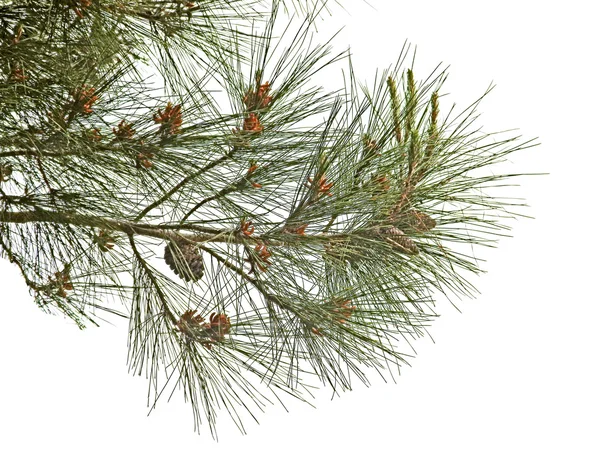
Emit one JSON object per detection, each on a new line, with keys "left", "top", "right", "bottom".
{"left": 164, "top": 241, "right": 204, "bottom": 282}
{"left": 378, "top": 226, "right": 419, "bottom": 255}
{"left": 406, "top": 210, "right": 436, "bottom": 232}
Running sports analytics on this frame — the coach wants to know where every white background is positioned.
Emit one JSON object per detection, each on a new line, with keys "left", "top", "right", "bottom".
{"left": 1, "top": 0, "right": 599, "bottom": 464}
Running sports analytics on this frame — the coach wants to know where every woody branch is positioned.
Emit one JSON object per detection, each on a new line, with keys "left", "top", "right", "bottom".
{"left": 0, "top": 208, "right": 355, "bottom": 247}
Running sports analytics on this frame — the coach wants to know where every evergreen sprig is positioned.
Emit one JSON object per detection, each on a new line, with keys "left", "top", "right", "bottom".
{"left": 0, "top": 0, "right": 536, "bottom": 435}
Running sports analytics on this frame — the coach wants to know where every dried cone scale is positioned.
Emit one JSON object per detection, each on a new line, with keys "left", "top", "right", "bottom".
{"left": 164, "top": 241, "right": 205, "bottom": 282}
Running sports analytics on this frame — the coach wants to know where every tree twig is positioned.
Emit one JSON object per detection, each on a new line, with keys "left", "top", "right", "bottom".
{"left": 134, "top": 148, "right": 237, "bottom": 221}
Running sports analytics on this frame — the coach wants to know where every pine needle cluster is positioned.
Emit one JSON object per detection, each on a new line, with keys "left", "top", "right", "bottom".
{"left": 0, "top": 0, "right": 535, "bottom": 435}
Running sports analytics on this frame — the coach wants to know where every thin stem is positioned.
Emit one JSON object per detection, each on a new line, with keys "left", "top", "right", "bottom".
{"left": 179, "top": 164, "right": 260, "bottom": 223}
{"left": 201, "top": 246, "right": 298, "bottom": 317}
{"left": 134, "top": 148, "right": 237, "bottom": 221}
{"left": 0, "top": 233, "right": 41, "bottom": 291}
{"left": 129, "top": 234, "right": 178, "bottom": 325}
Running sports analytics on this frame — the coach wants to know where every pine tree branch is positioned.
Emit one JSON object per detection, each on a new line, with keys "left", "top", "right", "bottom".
{"left": 0, "top": 0, "right": 536, "bottom": 435}
{"left": 0, "top": 208, "right": 353, "bottom": 246}
{"left": 0, "top": 150, "right": 44, "bottom": 158}
{"left": 1, "top": 209, "right": 224, "bottom": 241}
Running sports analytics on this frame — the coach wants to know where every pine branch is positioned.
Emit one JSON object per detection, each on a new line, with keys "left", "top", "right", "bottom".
{"left": 0, "top": 0, "right": 537, "bottom": 436}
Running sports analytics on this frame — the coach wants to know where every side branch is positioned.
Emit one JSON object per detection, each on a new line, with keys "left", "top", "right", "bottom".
{"left": 129, "top": 234, "right": 178, "bottom": 325}
{"left": 201, "top": 246, "right": 299, "bottom": 318}
{"left": 134, "top": 149, "right": 237, "bottom": 221}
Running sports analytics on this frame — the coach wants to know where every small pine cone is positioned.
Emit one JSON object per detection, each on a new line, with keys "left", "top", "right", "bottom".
{"left": 0, "top": 164, "right": 13, "bottom": 182}
{"left": 406, "top": 210, "right": 436, "bottom": 232}
{"left": 164, "top": 241, "right": 204, "bottom": 281}
{"left": 379, "top": 227, "right": 419, "bottom": 255}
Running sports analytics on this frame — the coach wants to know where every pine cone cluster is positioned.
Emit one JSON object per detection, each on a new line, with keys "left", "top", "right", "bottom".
{"left": 164, "top": 241, "right": 204, "bottom": 282}
{"left": 153, "top": 102, "right": 183, "bottom": 135}
{"left": 45, "top": 265, "right": 74, "bottom": 298}
{"left": 175, "top": 310, "right": 231, "bottom": 349}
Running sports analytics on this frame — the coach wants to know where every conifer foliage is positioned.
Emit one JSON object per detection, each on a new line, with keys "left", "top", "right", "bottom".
{"left": 0, "top": 0, "right": 534, "bottom": 435}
